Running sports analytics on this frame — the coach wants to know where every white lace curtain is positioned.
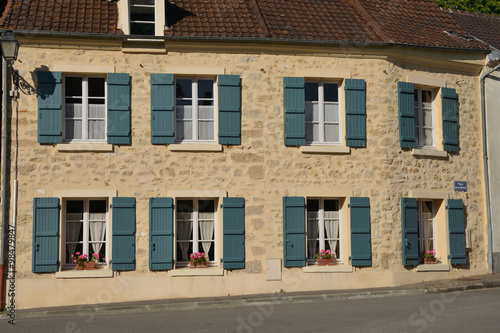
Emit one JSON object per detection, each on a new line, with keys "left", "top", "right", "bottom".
{"left": 89, "top": 221, "right": 106, "bottom": 256}
{"left": 67, "top": 222, "right": 81, "bottom": 260}
{"left": 307, "top": 220, "right": 319, "bottom": 259}
{"left": 325, "top": 211, "right": 339, "bottom": 255}
{"left": 199, "top": 220, "right": 214, "bottom": 255}
{"left": 178, "top": 222, "right": 193, "bottom": 261}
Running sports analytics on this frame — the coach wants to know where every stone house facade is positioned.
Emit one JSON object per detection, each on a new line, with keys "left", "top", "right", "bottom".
{"left": 0, "top": 0, "right": 492, "bottom": 309}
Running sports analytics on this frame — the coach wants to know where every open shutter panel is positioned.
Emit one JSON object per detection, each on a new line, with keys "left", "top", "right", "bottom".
{"left": 283, "top": 197, "right": 306, "bottom": 267}
{"left": 401, "top": 197, "right": 419, "bottom": 265}
{"left": 345, "top": 79, "right": 367, "bottom": 148}
{"left": 447, "top": 199, "right": 466, "bottom": 265}
{"left": 32, "top": 198, "right": 60, "bottom": 273}
{"left": 149, "top": 197, "right": 174, "bottom": 270}
{"left": 223, "top": 197, "right": 245, "bottom": 269}
{"left": 398, "top": 82, "right": 416, "bottom": 149}
{"left": 283, "top": 77, "right": 306, "bottom": 146}
{"left": 442, "top": 87, "right": 459, "bottom": 153}
{"left": 112, "top": 197, "right": 136, "bottom": 271}
{"left": 107, "top": 73, "right": 131, "bottom": 145}
{"left": 218, "top": 75, "right": 241, "bottom": 145}
{"left": 350, "top": 197, "right": 371, "bottom": 266}
{"left": 151, "top": 74, "right": 175, "bottom": 144}
{"left": 38, "top": 71, "right": 62, "bottom": 144}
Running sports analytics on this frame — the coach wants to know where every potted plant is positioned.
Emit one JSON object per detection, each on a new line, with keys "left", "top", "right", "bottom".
{"left": 315, "top": 249, "right": 336, "bottom": 266}
{"left": 84, "top": 253, "right": 99, "bottom": 270}
{"left": 422, "top": 250, "right": 437, "bottom": 264}
{"left": 189, "top": 252, "right": 208, "bottom": 267}
{"left": 71, "top": 252, "right": 99, "bottom": 270}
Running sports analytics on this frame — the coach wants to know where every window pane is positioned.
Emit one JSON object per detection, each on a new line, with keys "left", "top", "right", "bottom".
{"left": 198, "top": 106, "right": 214, "bottom": 120}
{"left": 88, "top": 78, "right": 105, "bottom": 97}
{"left": 131, "top": 0, "right": 155, "bottom": 5}
{"left": 198, "top": 121, "right": 214, "bottom": 140}
{"left": 176, "top": 105, "right": 193, "bottom": 119}
{"left": 324, "top": 124, "right": 339, "bottom": 142}
{"left": 422, "top": 90, "right": 432, "bottom": 104}
{"left": 424, "top": 110, "right": 433, "bottom": 128}
{"left": 307, "top": 199, "right": 319, "bottom": 212}
{"left": 65, "top": 120, "right": 82, "bottom": 140}
{"left": 305, "top": 103, "right": 314, "bottom": 121}
{"left": 324, "top": 83, "right": 338, "bottom": 102}
{"left": 307, "top": 240, "right": 319, "bottom": 259}
{"left": 199, "top": 200, "right": 215, "bottom": 213}
{"left": 65, "top": 103, "right": 82, "bottom": 118}
{"left": 89, "top": 120, "right": 105, "bottom": 140}
{"left": 305, "top": 82, "right": 318, "bottom": 102}
{"left": 66, "top": 222, "right": 83, "bottom": 242}
{"left": 130, "top": 7, "right": 155, "bottom": 22}
{"left": 176, "top": 79, "right": 192, "bottom": 99}
{"left": 88, "top": 104, "right": 105, "bottom": 119}
{"left": 307, "top": 220, "right": 319, "bottom": 237}
{"left": 65, "top": 77, "right": 82, "bottom": 97}
{"left": 198, "top": 80, "right": 214, "bottom": 99}
{"left": 306, "top": 123, "right": 314, "bottom": 142}
{"left": 66, "top": 200, "right": 83, "bottom": 218}
{"left": 324, "top": 103, "right": 339, "bottom": 122}
{"left": 89, "top": 200, "right": 106, "bottom": 215}
{"left": 176, "top": 120, "right": 192, "bottom": 140}
{"left": 177, "top": 200, "right": 194, "bottom": 213}
{"left": 424, "top": 129, "right": 433, "bottom": 146}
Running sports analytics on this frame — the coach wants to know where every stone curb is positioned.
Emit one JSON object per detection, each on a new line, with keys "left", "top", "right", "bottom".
{"left": 1, "top": 281, "right": 499, "bottom": 320}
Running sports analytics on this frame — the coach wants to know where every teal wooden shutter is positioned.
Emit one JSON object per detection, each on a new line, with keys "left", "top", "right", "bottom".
{"left": 283, "top": 77, "right": 306, "bottom": 146}
{"left": 107, "top": 73, "right": 131, "bottom": 145}
{"left": 350, "top": 197, "right": 371, "bottom": 266}
{"left": 32, "top": 198, "right": 60, "bottom": 273}
{"left": 283, "top": 197, "right": 306, "bottom": 267}
{"left": 151, "top": 74, "right": 175, "bottom": 144}
{"left": 442, "top": 87, "right": 459, "bottom": 153}
{"left": 345, "top": 79, "right": 367, "bottom": 148}
{"left": 38, "top": 71, "right": 62, "bottom": 144}
{"left": 447, "top": 199, "right": 466, "bottom": 264}
{"left": 398, "top": 82, "right": 416, "bottom": 149}
{"left": 223, "top": 197, "right": 245, "bottom": 269}
{"left": 401, "top": 197, "right": 419, "bottom": 265}
{"left": 112, "top": 197, "right": 136, "bottom": 271}
{"left": 149, "top": 197, "right": 174, "bottom": 270}
{"left": 218, "top": 75, "right": 241, "bottom": 145}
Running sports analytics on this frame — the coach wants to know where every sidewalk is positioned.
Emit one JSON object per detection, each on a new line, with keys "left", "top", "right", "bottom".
{"left": 2, "top": 273, "right": 499, "bottom": 320}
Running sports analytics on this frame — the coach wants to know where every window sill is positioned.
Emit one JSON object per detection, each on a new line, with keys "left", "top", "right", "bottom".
{"left": 57, "top": 143, "right": 114, "bottom": 152}
{"left": 171, "top": 267, "right": 224, "bottom": 276}
{"left": 302, "top": 264, "right": 353, "bottom": 273}
{"left": 412, "top": 149, "right": 447, "bottom": 158}
{"left": 169, "top": 143, "right": 223, "bottom": 152}
{"left": 300, "top": 146, "right": 350, "bottom": 154}
{"left": 416, "top": 264, "right": 450, "bottom": 272}
{"left": 55, "top": 269, "right": 114, "bottom": 279}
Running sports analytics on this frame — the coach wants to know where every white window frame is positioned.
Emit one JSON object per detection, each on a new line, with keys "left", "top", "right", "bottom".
{"left": 175, "top": 77, "right": 217, "bottom": 143}
{"left": 175, "top": 198, "right": 218, "bottom": 267}
{"left": 417, "top": 199, "right": 436, "bottom": 258}
{"left": 414, "top": 87, "right": 435, "bottom": 148}
{"left": 62, "top": 75, "right": 107, "bottom": 143}
{"left": 306, "top": 198, "right": 342, "bottom": 264}
{"left": 62, "top": 198, "right": 109, "bottom": 269}
{"left": 305, "top": 81, "right": 342, "bottom": 145}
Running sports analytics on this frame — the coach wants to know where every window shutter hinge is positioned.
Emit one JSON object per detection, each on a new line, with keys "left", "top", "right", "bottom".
{"left": 348, "top": 203, "right": 351, "bottom": 208}
{"left": 448, "top": 255, "right": 451, "bottom": 259}
{"left": 220, "top": 204, "right": 224, "bottom": 208}
{"left": 348, "top": 256, "right": 352, "bottom": 261}
{"left": 221, "top": 258, "right": 224, "bottom": 262}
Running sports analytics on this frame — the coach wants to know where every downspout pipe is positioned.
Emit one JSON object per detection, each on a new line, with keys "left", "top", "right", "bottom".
{"left": 481, "top": 62, "right": 500, "bottom": 273}
{"left": 0, "top": 58, "right": 8, "bottom": 310}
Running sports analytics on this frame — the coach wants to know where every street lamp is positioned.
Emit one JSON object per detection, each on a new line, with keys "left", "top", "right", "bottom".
{"left": 0, "top": 30, "right": 19, "bottom": 64}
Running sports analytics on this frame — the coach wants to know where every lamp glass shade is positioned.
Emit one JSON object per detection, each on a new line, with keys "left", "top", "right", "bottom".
{"left": 0, "top": 32, "right": 19, "bottom": 61}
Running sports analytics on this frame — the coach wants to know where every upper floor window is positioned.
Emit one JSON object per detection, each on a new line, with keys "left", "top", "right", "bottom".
{"left": 64, "top": 76, "right": 106, "bottom": 142}
{"left": 175, "top": 78, "right": 216, "bottom": 143}
{"left": 414, "top": 88, "right": 434, "bottom": 148}
{"left": 305, "top": 82, "right": 341, "bottom": 145}
{"left": 130, "top": 0, "right": 156, "bottom": 35}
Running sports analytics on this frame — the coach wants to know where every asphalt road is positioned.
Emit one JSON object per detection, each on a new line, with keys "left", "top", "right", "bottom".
{"left": 4, "top": 288, "right": 500, "bottom": 333}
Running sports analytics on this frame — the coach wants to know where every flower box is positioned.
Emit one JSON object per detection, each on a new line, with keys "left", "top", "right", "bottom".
{"left": 316, "top": 258, "right": 336, "bottom": 266}
{"left": 84, "top": 261, "right": 97, "bottom": 270}
{"left": 189, "top": 260, "right": 208, "bottom": 268}
{"left": 424, "top": 258, "right": 437, "bottom": 264}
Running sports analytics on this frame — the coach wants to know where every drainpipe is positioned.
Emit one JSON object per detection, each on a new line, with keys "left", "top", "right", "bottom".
{"left": 481, "top": 62, "right": 500, "bottom": 273}
{"left": 0, "top": 57, "right": 8, "bottom": 310}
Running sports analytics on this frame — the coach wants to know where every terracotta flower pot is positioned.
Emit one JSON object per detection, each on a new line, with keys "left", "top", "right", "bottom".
{"left": 84, "top": 261, "right": 97, "bottom": 270}
{"left": 76, "top": 264, "right": 85, "bottom": 270}
{"left": 424, "top": 258, "right": 437, "bottom": 264}
{"left": 316, "top": 258, "right": 335, "bottom": 266}
{"left": 189, "top": 260, "right": 208, "bottom": 268}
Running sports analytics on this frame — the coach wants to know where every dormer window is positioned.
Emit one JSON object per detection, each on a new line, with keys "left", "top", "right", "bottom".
{"left": 130, "top": 0, "right": 156, "bottom": 35}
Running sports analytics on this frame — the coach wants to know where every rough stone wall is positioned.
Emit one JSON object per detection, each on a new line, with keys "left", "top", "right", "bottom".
{"left": 6, "top": 44, "right": 488, "bottom": 308}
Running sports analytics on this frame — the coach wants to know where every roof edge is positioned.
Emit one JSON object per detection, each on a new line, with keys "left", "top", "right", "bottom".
{"left": 3, "top": 28, "right": 490, "bottom": 54}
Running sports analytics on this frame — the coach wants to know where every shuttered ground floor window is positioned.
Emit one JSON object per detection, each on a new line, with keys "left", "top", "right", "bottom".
{"left": 306, "top": 198, "right": 341, "bottom": 263}
{"left": 63, "top": 199, "right": 109, "bottom": 268}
